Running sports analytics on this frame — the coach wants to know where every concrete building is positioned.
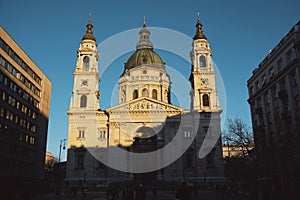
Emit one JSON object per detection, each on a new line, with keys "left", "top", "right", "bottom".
{"left": 66, "top": 16, "right": 224, "bottom": 190}
{"left": 0, "top": 26, "right": 52, "bottom": 193}
{"left": 247, "top": 21, "right": 300, "bottom": 192}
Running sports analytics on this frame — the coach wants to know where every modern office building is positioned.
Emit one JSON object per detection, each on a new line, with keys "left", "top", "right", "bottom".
{"left": 66, "top": 15, "right": 224, "bottom": 190}
{"left": 0, "top": 26, "right": 52, "bottom": 193}
{"left": 247, "top": 21, "right": 300, "bottom": 192}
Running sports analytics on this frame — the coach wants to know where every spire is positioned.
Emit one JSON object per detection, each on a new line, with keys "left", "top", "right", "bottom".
{"left": 143, "top": 16, "right": 146, "bottom": 27}
{"left": 193, "top": 12, "right": 207, "bottom": 40}
{"left": 82, "top": 15, "right": 96, "bottom": 42}
{"left": 136, "top": 16, "right": 153, "bottom": 49}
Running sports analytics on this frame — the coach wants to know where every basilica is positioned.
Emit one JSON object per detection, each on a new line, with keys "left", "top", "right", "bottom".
{"left": 65, "top": 15, "right": 224, "bottom": 189}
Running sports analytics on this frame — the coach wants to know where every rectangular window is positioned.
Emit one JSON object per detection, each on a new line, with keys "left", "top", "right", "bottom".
{"left": 99, "top": 130, "right": 106, "bottom": 139}
{"left": 269, "top": 67, "right": 274, "bottom": 78}
{"left": 4, "top": 77, "right": 8, "bottom": 85}
{"left": 261, "top": 75, "right": 266, "bottom": 86}
{"left": 32, "top": 112, "right": 36, "bottom": 119}
{"left": 15, "top": 115, "right": 18, "bottom": 124}
{"left": 8, "top": 96, "right": 15, "bottom": 107}
{"left": 1, "top": 91, "right": 6, "bottom": 101}
{"left": 31, "top": 124, "right": 37, "bottom": 133}
{"left": 21, "top": 105, "right": 27, "bottom": 113}
{"left": 0, "top": 56, "right": 5, "bottom": 67}
{"left": 265, "top": 93, "right": 270, "bottom": 104}
{"left": 277, "top": 59, "right": 283, "bottom": 71}
{"left": 183, "top": 130, "right": 192, "bottom": 138}
{"left": 0, "top": 107, "right": 4, "bottom": 117}
{"left": 286, "top": 49, "right": 292, "bottom": 63}
{"left": 29, "top": 137, "right": 35, "bottom": 145}
{"left": 78, "top": 130, "right": 85, "bottom": 138}
{"left": 255, "top": 81, "right": 260, "bottom": 91}
{"left": 290, "top": 72, "right": 297, "bottom": 87}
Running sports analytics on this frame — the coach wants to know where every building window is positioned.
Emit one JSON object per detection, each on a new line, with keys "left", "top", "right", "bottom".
{"left": 202, "top": 94, "right": 210, "bottom": 106}
{"left": 286, "top": 49, "right": 292, "bottom": 63}
{"left": 99, "top": 130, "right": 106, "bottom": 139}
{"left": 78, "top": 130, "right": 85, "bottom": 138}
{"left": 164, "top": 90, "right": 168, "bottom": 101}
{"left": 269, "top": 67, "right": 274, "bottom": 79}
{"left": 83, "top": 56, "right": 89, "bottom": 69}
{"left": 265, "top": 93, "right": 270, "bottom": 104}
{"left": 290, "top": 72, "right": 297, "bottom": 87}
{"left": 152, "top": 89, "right": 157, "bottom": 100}
{"left": 29, "top": 136, "right": 35, "bottom": 145}
{"left": 277, "top": 58, "right": 283, "bottom": 71}
{"left": 255, "top": 81, "right": 260, "bottom": 91}
{"left": 133, "top": 89, "right": 138, "bottom": 99}
{"left": 184, "top": 130, "right": 192, "bottom": 138}
{"left": 199, "top": 55, "right": 206, "bottom": 67}
{"left": 142, "top": 88, "right": 149, "bottom": 97}
{"left": 0, "top": 107, "right": 4, "bottom": 117}
{"left": 261, "top": 75, "right": 266, "bottom": 86}
{"left": 80, "top": 95, "right": 87, "bottom": 107}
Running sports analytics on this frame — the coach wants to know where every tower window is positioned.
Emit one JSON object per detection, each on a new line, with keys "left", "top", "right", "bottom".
{"left": 184, "top": 130, "right": 192, "bottom": 138}
{"left": 99, "top": 130, "right": 106, "bottom": 139}
{"left": 83, "top": 56, "right": 90, "bottom": 69}
{"left": 142, "top": 88, "right": 149, "bottom": 97}
{"left": 200, "top": 55, "right": 206, "bottom": 68}
{"left": 152, "top": 89, "right": 157, "bottom": 100}
{"left": 202, "top": 94, "right": 210, "bottom": 106}
{"left": 78, "top": 130, "right": 85, "bottom": 138}
{"left": 80, "top": 95, "right": 87, "bottom": 107}
{"left": 133, "top": 89, "right": 138, "bottom": 99}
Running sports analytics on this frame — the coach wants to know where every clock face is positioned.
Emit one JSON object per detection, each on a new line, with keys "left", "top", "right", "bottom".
{"left": 81, "top": 79, "right": 89, "bottom": 86}
{"left": 201, "top": 78, "right": 209, "bottom": 86}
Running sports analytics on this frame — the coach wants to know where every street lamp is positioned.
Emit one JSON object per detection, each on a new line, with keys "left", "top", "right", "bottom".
{"left": 58, "top": 139, "right": 67, "bottom": 162}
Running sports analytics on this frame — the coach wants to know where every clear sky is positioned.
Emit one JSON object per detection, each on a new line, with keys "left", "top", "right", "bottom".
{"left": 0, "top": 0, "right": 299, "bottom": 161}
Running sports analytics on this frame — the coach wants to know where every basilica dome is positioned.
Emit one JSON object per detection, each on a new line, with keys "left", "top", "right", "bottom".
{"left": 124, "top": 48, "right": 164, "bottom": 70}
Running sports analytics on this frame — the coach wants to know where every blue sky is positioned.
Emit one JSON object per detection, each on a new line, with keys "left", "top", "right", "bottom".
{"left": 0, "top": 0, "right": 299, "bottom": 161}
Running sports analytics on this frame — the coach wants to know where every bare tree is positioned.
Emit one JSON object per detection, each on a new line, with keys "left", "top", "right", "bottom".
{"left": 222, "top": 117, "right": 255, "bottom": 160}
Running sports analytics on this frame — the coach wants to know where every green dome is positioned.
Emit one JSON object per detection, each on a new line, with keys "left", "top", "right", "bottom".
{"left": 125, "top": 48, "right": 164, "bottom": 69}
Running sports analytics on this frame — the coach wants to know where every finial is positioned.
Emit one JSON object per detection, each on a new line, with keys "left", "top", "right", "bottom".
{"left": 143, "top": 16, "right": 146, "bottom": 27}
{"left": 89, "top": 12, "right": 92, "bottom": 22}
{"left": 81, "top": 14, "right": 96, "bottom": 42}
{"left": 193, "top": 12, "right": 207, "bottom": 40}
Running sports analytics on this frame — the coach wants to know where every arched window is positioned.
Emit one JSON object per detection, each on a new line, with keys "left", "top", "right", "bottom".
{"left": 83, "top": 56, "right": 90, "bottom": 69}
{"left": 133, "top": 90, "right": 138, "bottom": 99}
{"left": 142, "top": 88, "right": 149, "bottom": 97}
{"left": 202, "top": 94, "right": 209, "bottom": 107}
{"left": 152, "top": 89, "right": 157, "bottom": 100}
{"left": 200, "top": 55, "right": 206, "bottom": 68}
{"left": 80, "top": 95, "right": 87, "bottom": 107}
{"left": 164, "top": 90, "right": 168, "bottom": 102}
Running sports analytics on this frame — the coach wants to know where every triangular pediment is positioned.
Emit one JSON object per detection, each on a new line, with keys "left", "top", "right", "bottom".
{"left": 106, "top": 97, "right": 183, "bottom": 113}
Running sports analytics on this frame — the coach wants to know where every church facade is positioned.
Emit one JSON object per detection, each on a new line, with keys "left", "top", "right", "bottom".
{"left": 66, "top": 16, "right": 224, "bottom": 188}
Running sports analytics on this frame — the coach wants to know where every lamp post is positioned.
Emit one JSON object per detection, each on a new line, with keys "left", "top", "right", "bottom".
{"left": 58, "top": 139, "right": 67, "bottom": 163}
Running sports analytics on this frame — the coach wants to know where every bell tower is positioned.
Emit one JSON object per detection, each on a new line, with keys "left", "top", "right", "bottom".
{"left": 189, "top": 13, "right": 220, "bottom": 112}
{"left": 70, "top": 17, "right": 100, "bottom": 111}
{"left": 67, "top": 16, "right": 102, "bottom": 150}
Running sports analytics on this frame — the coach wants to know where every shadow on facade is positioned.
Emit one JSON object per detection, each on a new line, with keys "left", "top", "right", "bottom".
{"left": 64, "top": 111, "right": 225, "bottom": 194}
